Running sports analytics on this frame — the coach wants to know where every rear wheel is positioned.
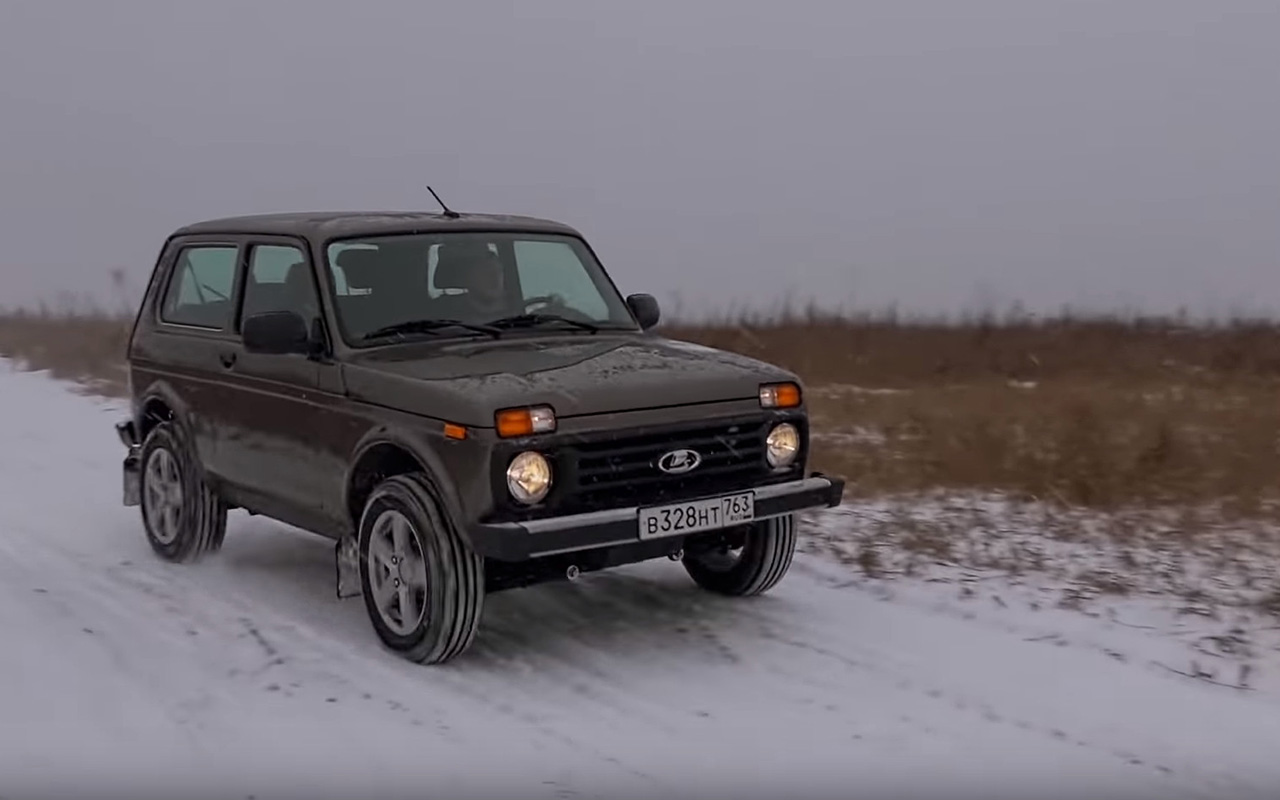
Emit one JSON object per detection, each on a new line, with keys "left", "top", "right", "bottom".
{"left": 357, "top": 473, "right": 485, "bottom": 665}
{"left": 681, "top": 513, "right": 797, "bottom": 596}
{"left": 138, "top": 420, "right": 227, "bottom": 563}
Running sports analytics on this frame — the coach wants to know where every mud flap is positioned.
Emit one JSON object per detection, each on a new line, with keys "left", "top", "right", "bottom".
{"left": 122, "top": 453, "right": 140, "bottom": 507}
{"left": 118, "top": 421, "right": 142, "bottom": 508}
{"left": 335, "top": 535, "right": 362, "bottom": 599}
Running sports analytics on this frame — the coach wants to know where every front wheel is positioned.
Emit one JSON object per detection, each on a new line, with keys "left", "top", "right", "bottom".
{"left": 357, "top": 473, "right": 485, "bottom": 665}
{"left": 681, "top": 513, "right": 797, "bottom": 597}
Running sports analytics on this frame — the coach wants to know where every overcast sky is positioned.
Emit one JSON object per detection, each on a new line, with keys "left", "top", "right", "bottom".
{"left": 2, "top": 0, "right": 1278, "bottom": 319}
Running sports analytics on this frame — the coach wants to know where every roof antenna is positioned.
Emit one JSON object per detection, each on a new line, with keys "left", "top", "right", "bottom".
{"left": 426, "top": 185, "right": 460, "bottom": 219}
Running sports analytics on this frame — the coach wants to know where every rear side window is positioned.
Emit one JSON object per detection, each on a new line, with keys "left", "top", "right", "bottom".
{"left": 160, "top": 245, "right": 239, "bottom": 329}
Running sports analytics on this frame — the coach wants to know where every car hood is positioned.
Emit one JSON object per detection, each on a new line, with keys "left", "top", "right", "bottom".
{"left": 341, "top": 333, "right": 796, "bottom": 427}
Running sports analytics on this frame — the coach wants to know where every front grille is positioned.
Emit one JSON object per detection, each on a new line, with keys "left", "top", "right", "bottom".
{"left": 488, "top": 414, "right": 806, "bottom": 521}
{"left": 571, "top": 419, "right": 768, "bottom": 509}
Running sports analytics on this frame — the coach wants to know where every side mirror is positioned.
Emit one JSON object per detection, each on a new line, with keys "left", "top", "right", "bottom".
{"left": 242, "top": 310, "right": 311, "bottom": 355}
{"left": 626, "top": 293, "right": 661, "bottom": 331}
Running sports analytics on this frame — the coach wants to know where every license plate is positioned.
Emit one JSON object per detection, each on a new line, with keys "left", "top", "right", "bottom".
{"left": 637, "top": 492, "right": 755, "bottom": 539}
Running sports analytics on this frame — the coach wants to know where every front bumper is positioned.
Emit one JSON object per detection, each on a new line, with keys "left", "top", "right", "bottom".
{"left": 468, "top": 473, "right": 845, "bottom": 561}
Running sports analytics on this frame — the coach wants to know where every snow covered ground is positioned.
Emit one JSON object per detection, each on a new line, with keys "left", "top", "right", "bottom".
{"left": 2, "top": 359, "right": 1279, "bottom": 800}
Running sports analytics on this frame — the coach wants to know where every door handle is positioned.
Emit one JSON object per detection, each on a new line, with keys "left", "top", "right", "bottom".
{"left": 218, "top": 351, "right": 237, "bottom": 369}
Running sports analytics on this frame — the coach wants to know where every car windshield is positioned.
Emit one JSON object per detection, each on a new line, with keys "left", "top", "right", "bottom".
{"left": 323, "top": 231, "right": 640, "bottom": 345}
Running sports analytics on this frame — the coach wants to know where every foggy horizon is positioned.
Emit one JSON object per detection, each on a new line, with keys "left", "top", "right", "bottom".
{"left": 3, "top": 0, "right": 1279, "bottom": 320}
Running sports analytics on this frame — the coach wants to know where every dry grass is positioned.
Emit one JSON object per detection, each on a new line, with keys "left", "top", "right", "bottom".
{"left": 804, "top": 381, "right": 1280, "bottom": 514}
{"left": 0, "top": 309, "right": 132, "bottom": 395}
{"left": 2, "top": 304, "right": 1279, "bottom": 515}
{"left": 668, "top": 309, "right": 1280, "bottom": 386}
{"left": 668, "top": 312, "right": 1280, "bottom": 516}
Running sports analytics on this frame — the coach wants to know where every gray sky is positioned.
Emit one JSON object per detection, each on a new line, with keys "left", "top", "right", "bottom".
{"left": 2, "top": 0, "right": 1278, "bottom": 320}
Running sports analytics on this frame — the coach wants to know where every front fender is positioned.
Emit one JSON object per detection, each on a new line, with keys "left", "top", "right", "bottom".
{"left": 342, "top": 424, "right": 475, "bottom": 548}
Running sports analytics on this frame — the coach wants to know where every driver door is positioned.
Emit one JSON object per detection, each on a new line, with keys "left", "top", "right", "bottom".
{"left": 215, "top": 238, "right": 349, "bottom": 532}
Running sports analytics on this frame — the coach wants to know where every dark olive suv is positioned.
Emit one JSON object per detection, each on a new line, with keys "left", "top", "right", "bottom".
{"left": 115, "top": 209, "right": 845, "bottom": 664}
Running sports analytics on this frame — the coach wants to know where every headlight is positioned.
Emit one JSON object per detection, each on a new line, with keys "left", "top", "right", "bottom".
{"left": 766, "top": 423, "right": 800, "bottom": 468}
{"left": 506, "top": 451, "right": 552, "bottom": 504}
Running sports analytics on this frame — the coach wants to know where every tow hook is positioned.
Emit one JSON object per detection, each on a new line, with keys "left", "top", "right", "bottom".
{"left": 565, "top": 564, "right": 580, "bottom": 581}
{"left": 668, "top": 548, "right": 684, "bottom": 561}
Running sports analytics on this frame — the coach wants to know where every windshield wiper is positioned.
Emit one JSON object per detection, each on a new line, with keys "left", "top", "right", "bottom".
{"left": 484, "top": 313, "right": 609, "bottom": 333}
{"left": 360, "top": 318, "right": 502, "bottom": 342}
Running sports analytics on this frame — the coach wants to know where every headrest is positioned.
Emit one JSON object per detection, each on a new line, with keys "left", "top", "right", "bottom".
{"left": 334, "top": 247, "right": 382, "bottom": 289}
{"left": 248, "top": 258, "right": 303, "bottom": 285}
{"left": 434, "top": 240, "right": 498, "bottom": 290}
{"left": 283, "top": 261, "right": 311, "bottom": 292}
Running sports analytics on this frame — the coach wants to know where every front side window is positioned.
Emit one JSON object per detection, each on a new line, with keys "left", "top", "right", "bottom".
{"left": 323, "top": 232, "right": 637, "bottom": 345}
{"left": 239, "top": 244, "right": 320, "bottom": 329}
{"left": 160, "top": 245, "right": 239, "bottom": 329}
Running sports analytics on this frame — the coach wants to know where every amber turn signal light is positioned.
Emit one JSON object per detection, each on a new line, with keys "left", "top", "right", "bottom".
{"left": 759, "top": 382, "right": 802, "bottom": 409}
{"left": 495, "top": 405, "right": 557, "bottom": 438}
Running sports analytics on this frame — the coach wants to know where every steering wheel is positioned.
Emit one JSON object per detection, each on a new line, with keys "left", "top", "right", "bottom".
{"left": 522, "top": 294, "right": 567, "bottom": 314}
{"left": 521, "top": 294, "right": 596, "bottom": 323}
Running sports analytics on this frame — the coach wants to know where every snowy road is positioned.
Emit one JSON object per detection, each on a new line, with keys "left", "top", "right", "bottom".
{"left": 2, "top": 361, "right": 1278, "bottom": 800}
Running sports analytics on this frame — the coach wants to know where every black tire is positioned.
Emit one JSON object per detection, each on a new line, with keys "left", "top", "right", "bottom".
{"left": 357, "top": 473, "right": 485, "bottom": 665}
{"left": 681, "top": 513, "right": 797, "bottom": 597}
{"left": 138, "top": 420, "right": 228, "bottom": 563}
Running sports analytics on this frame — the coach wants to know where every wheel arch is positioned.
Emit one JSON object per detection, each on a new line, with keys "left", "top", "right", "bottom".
{"left": 343, "top": 427, "right": 470, "bottom": 546}
{"left": 135, "top": 380, "right": 190, "bottom": 439}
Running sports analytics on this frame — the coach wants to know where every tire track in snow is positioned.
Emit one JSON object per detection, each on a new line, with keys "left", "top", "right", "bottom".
{"left": 745, "top": 570, "right": 1274, "bottom": 800}
{"left": 0, "top": 518, "right": 658, "bottom": 798}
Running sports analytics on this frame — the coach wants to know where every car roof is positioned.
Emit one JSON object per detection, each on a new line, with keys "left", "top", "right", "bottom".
{"left": 171, "top": 210, "right": 584, "bottom": 241}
